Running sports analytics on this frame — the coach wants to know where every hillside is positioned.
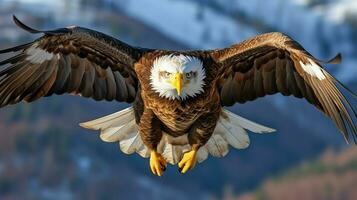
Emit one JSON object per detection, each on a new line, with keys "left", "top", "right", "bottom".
{"left": 236, "top": 147, "right": 357, "bottom": 200}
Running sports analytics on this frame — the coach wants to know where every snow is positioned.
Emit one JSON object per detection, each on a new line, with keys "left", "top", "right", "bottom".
{"left": 121, "top": 0, "right": 256, "bottom": 49}
{"left": 1, "top": 0, "right": 93, "bottom": 25}
{"left": 314, "top": 0, "right": 357, "bottom": 23}
{"left": 293, "top": 0, "right": 310, "bottom": 6}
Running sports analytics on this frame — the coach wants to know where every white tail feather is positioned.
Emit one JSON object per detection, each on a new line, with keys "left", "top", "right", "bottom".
{"left": 161, "top": 143, "right": 178, "bottom": 164}
{"left": 223, "top": 109, "right": 276, "bottom": 133}
{"left": 80, "top": 107, "right": 275, "bottom": 165}
{"left": 161, "top": 142, "right": 182, "bottom": 164}
{"left": 79, "top": 107, "right": 135, "bottom": 130}
{"left": 205, "top": 134, "right": 229, "bottom": 157}
{"left": 99, "top": 126, "right": 125, "bottom": 142}
{"left": 137, "top": 142, "right": 150, "bottom": 158}
{"left": 215, "top": 122, "right": 249, "bottom": 149}
{"left": 102, "top": 120, "right": 137, "bottom": 142}
{"left": 120, "top": 132, "right": 143, "bottom": 154}
{"left": 196, "top": 147, "right": 209, "bottom": 163}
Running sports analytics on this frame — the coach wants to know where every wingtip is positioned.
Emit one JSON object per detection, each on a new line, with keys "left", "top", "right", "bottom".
{"left": 12, "top": 14, "right": 18, "bottom": 21}
{"left": 328, "top": 53, "right": 342, "bottom": 64}
{"left": 314, "top": 53, "right": 342, "bottom": 65}
{"left": 12, "top": 15, "right": 42, "bottom": 34}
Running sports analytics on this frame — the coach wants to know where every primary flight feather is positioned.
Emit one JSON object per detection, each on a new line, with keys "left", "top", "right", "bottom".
{"left": 0, "top": 16, "right": 356, "bottom": 176}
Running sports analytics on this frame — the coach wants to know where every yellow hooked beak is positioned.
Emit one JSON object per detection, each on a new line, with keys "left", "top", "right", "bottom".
{"left": 171, "top": 72, "right": 183, "bottom": 96}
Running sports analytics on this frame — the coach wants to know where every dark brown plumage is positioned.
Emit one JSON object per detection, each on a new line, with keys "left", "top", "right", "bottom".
{"left": 0, "top": 16, "right": 356, "bottom": 176}
{"left": 210, "top": 32, "right": 355, "bottom": 142}
{"left": 0, "top": 16, "right": 141, "bottom": 106}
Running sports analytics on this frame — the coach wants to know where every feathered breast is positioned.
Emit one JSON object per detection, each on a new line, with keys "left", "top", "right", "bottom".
{"left": 134, "top": 51, "right": 221, "bottom": 135}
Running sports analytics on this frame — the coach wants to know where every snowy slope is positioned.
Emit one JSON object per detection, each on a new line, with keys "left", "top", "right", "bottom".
{"left": 117, "top": 0, "right": 256, "bottom": 49}
{"left": 114, "top": 0, "right": 357, "bottom": 84}
{"left": 315, "top": 0, "right": 357, "bottom": 23}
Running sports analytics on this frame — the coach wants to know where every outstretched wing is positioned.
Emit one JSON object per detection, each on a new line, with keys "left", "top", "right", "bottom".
{"left": 0, "top": 16, "right": 147, "bottom": 107}
{"left": 210, "top": 32, "right": 357, "bottom": 142}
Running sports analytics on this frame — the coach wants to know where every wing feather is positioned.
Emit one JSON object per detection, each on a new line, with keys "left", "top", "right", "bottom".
{"left": 0, "top": 16, "right": 147, "bottom": 107}
{"left": 211, "top": 32, "right": 357, "bottom": 143}
{"left": 105, "top": 67, "right": 117, "bottom": 101}
{"left": 93, "top": 73, "right": 107, "bottom": 101}
{"left": 113, "top": 71, "right": 129, "bottom": 101}
{"left": 26, "top": 59, "right": 58, "bottom": 102}
{"left": 67, "top": 56, "right": 85, "bottom": 93}
{"left": 79, "top": 61, "right": 96, "bottom": 97}
{"left": 253, "top": 67, "right": 264, "bottom": 97}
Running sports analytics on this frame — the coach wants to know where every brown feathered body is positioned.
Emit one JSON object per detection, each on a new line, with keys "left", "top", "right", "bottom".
{"left": 134, "top": 51, "right": 222, "bottom": 149}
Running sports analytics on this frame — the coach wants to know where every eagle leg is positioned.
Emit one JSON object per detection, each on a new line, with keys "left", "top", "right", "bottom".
{"left": 138, "top": 109, "right": 166, "bottom": 176}
{"left": 150, "top": 150, "right": 167, "bottom": 176}
{"left": 178, "top": 145, "right": 199, "bottom": 173}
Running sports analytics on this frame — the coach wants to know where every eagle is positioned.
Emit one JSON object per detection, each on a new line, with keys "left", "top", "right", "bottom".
{"left": 0, "top": 16, "right": 356, "bottom": 176}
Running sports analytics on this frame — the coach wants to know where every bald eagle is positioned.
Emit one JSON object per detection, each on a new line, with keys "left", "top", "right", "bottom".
{"left": 0, "top": 16, "right": 356, "bottom": 176}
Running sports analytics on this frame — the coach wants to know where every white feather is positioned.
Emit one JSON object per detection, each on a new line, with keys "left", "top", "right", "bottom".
{"left": 215, "top": 121, "right": 250, "bottom": 149}
{"left": 26, "top": 44, "right": 54, "bottom": 64}
{"left": 120, "top": 131, "right": 143, "bottom": 154}
{"left": 299, "top": 59, "right": 326, "bottom": 80}
{"left": 158, "top": 134, "right": 190, "bottom": 164}
{"left": 136, "top": 143, "right": 150, "bottom": 158}
{"left": 100, "top": 120, "right": 136, "bottom": 142}
{"left": 205, "top": 134, "right": 229, "bottom": 157}
{"left": 223, "top": 109, "right": 276, "bottom": 133}
{"left": 162, "top": 142, "right": 182, "bottom": 164}
{"left": 196, "top": 147, "right": 209, "bottom": 163}
{"left": 99, "top": 126, "right": 125, "bottom": 142}
{"left": 80, "top": 107, "right": 276, "bottom": 165}
{"left": 79, "top": 107, "right": 134, "bottom": 130}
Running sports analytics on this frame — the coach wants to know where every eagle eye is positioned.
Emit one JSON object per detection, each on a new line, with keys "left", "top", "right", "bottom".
{"left": 165, "top": 72, "right": 172, "bottom": 78}
{"left": 185, "top": 72, "right": 192, "bottom": 79}
{"left": 160, "top": 71, "right": 172, "bottom": 78}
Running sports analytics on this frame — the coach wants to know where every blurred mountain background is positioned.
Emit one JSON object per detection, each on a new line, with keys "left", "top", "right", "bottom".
{"left": 0, "top": 0, "right": 356, "bottom": 199}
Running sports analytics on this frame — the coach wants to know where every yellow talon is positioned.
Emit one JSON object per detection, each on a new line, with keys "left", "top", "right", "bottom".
{"left": 178, "top": 148, "right": 198, "bottom": 174}
{"left": 150, "top": 151, "right": 167, "bottom": 176}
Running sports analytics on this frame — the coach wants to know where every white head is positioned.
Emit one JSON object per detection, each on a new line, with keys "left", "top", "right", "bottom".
{"left": 150, "top": 54, "right": 206, "bottom": 100}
